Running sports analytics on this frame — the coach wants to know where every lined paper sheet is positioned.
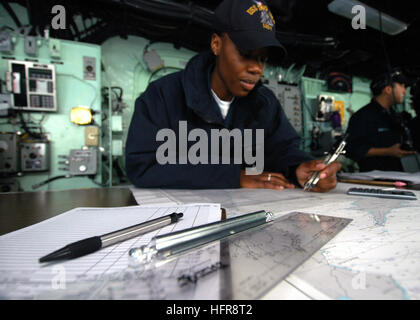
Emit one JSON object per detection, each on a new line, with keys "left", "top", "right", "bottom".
{"left": 0, "top": 203, "right": 221, "bottom": 299}
{"left": 38, "top": 239, "right": 223, "bottom": 300}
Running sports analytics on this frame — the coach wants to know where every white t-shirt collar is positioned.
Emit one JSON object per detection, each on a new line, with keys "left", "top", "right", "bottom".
{"left": 211, "top": 89, "right": 234, "bottom": 119}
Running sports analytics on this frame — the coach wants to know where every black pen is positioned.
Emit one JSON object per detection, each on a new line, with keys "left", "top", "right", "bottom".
{"left": 39, "top": 212, "right": 183, "bottom": 263}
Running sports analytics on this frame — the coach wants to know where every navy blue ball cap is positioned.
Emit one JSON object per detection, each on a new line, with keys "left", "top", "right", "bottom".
{"left": 213, "top": 0, "right": 286, "bottom": 57}
{"left": 370, "top": 69, "right": 409, "bottom": 94}
{"left": 392, "top": 72, "right": 409, "bottom": 86}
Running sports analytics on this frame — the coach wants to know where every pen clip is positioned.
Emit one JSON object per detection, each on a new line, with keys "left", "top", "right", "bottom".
{"left": 304, "top": 135, "right": 348, "bottom": 191}
{"left": 129, "top": 210, "right": 273, "bottom": 265}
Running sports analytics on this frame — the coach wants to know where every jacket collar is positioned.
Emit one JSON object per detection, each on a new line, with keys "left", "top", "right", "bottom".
{"left": 371, "top": 99, "right": 395, "bottom": 116}
{"left": 182, "top": 51, "right": 224, "bottom": 125}
{"left": 182, "top": 51, "right": 264, "bottom": 127}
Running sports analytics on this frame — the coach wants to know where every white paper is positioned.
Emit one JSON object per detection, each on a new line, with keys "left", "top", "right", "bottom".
{"left": 0, "top": 203, "right": 221, "bottom": 299}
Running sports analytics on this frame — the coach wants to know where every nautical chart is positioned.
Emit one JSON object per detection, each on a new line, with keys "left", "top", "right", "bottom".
{"left": 132, "top": 184, "right": 420, "bottom": 300}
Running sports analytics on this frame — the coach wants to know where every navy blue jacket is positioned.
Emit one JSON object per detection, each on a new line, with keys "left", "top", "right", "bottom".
{"left": 125, "top": 51, "right": 313, "bottom": 188}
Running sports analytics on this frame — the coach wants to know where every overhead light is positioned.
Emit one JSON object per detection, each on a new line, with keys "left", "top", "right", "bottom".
{"left": 328, "top": 0, "right": 408, "bottom": 35}
{"left": 71, "top": 106, "right": 93, "bottom": 125}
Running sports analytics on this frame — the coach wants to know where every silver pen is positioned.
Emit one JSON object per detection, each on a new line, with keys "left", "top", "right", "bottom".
{"left": 129, "top": 210, "right": 274, "bottom": 264}
{"left": 303, "top": 134, "right": 348, "bottom": 191}
{"left": 39, "top": 212, "right": 183, "bottom": 263}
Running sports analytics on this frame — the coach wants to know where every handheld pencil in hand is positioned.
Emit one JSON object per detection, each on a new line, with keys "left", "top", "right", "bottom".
{"left": 39, "top": 212, "right": 183, "bottom": 263}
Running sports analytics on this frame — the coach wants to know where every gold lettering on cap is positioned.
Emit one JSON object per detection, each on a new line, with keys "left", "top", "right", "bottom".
{"left": 262, "top": 24, "right": 273, "bottom": 30}
{"left": 247, "top": 5, "right": 258, "bottom": 15}
{"left": 246, "top": 2, "right": 276, "bottom": 29}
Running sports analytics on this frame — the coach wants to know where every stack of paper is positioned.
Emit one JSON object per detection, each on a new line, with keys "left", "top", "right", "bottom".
{"left": 0, "top": 203, "right": 221, "bottom": 299}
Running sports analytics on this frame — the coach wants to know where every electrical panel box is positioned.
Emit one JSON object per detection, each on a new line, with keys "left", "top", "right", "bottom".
{"left": 111, "top": 115, "right": 123, "bottom": 132}
{"left": 0, "top": 133, "right": 19, "bottom": 173}
{"left": 20, "top": 141, "right": 50, "bottom": 172}
{"left": 83, "top": 56, "right": 97, "bottom": 81}
{"left": 0, "top": 94, "right": 12, "bottom": 117}
{"left": 24, "top": 36, "right": 38, "bottom": 56}
{"left": 69, "top": 149, "right": 97, "bottom": 176}
{"left": 0, "top": 32, "right": 13, "bottom": 54}
{"left": 0, "top": 178, "right": 20, "bottom": 193}
{"left": 143, "top": 50, "right": 164, "bottom": 72}
{"left": 85, "top": 126, "right": 100, "bottom": 147}
{"left": 265, "top": 80, "right": 303, "bottom": 134}
{"left": 49, "top": 39, "right": 61, "bottom": 59}
{"left": 112, "top": 140, "right": 123, "bottom": 156}
{"left": 8, "top": 60, "right": 57, "bottom": 112}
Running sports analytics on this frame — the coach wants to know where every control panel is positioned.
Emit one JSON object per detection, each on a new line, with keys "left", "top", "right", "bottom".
{"left": 7, "top": 60, "right": 57, "bottom": 112}
{"left": 0, "top": 32, "right": 103, "bottom": 191}
{"left": 265, "top": 80, "right": 303, "bottom": 135}
{"left": 0, "top": 133, "right": 19, "bottom": 173}
{"left": 20, "top": 141, "right": 50, "bottom": 172}
{"left": 68, "top": 149, "right": 97, "bottom": 176}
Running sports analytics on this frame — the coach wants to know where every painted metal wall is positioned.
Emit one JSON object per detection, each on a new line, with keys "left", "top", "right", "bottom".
{"left": 101, "top": 35, "right": 197, "bottom": 146}
{"left": 0, "top": 30, "right": 102, "bottom": 191}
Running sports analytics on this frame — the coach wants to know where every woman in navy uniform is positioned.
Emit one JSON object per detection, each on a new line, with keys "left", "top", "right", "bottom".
{"left": 125, "top": 0, "right": 341, "bottom": 192}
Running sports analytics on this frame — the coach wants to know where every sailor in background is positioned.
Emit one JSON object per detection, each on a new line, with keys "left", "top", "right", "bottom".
{"left": 346, "top": 70, "right": 415, "bottom": 172}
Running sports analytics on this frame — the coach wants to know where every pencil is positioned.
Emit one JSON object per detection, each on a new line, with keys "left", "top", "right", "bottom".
{"left": 339, "top": 179, "right": 407, "bottom": 187}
